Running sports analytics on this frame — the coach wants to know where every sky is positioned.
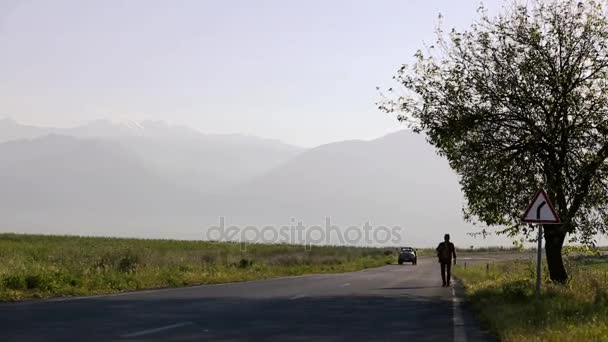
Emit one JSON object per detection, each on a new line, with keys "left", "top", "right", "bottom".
{"left": 0, "top": 0, "right": 504, "bottom": 147}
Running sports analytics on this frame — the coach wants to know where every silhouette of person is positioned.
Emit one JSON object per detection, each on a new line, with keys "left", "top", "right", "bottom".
{"left": 436, "top": 234, "right": 457, "bottom": 287}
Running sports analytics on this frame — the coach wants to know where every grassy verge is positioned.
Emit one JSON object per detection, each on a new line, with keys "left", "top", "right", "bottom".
{"left": 454, "top": 256, "right": 608, "bottom": 341}
{"left": 410, "top": 246, "right": 526, "bottom": 258}
{"left": 0, "top": 233, "right": 393, "bottom": 301}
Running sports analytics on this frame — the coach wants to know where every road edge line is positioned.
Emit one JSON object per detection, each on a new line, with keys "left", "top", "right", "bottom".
{"left": 452, "top": 280, "right": 467, "bottom": 342}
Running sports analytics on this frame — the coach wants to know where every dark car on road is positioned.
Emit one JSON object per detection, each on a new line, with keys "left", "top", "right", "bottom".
{"left": 398, "top": 247, "right": 417, "bottom": 265}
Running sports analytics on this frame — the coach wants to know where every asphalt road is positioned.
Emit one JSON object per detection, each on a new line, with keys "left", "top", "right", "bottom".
{"left": 0, "top": 256, "right": 514, "bottom": 342}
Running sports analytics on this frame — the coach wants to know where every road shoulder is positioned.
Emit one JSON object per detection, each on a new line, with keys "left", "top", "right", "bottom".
{"left": 453, "top": 278, "right": 495, "bottom": 342}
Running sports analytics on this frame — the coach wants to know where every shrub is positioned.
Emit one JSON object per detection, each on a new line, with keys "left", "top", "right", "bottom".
{"left": 3, "top": 275, "right": 26, "bottom": 290}
{"left": 200, "top": 254, "right": 216, "bottom": 264}
{"left": 25, "top": 275, "right": 46, "bottom": 290}
{"left": 118, "top": 254, "right": 139, "bottom": 273}
{"left": 501, "top": 279, "right": 532, "bottom": 301}
{"left": 238, "top": 258, "right": 254, "bottom": 269}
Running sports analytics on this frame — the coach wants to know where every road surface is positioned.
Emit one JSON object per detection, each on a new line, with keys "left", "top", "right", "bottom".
{"left": 0, "top": 256, "right": 506, "bottom": 341}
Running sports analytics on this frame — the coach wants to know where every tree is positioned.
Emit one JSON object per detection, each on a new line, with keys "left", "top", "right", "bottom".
{"left": 379, "top": 0, "right": 608, "bottom": 283}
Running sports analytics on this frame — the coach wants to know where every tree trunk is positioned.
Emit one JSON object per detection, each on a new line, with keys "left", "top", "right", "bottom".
{"left": 543, "top": 225, "right": 568, "bottom": 284}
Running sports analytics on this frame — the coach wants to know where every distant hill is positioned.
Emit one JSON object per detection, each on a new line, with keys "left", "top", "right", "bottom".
{"left": 0, "top": 118, "right": 51, "bottom": 142}
{"left": 0, "top": 135, "right": 210, "bottom": 237}
{"left": 0, "top": 118, "right": 303, "bottom": 192}
{"left": 0, "top": 119, "right": 510, "bottom": 246}
{"left": 219, "top": 130, "right": 484, "bottom": 246}
{"left": 0, "top": 118, "right": 300, "bottom": 146}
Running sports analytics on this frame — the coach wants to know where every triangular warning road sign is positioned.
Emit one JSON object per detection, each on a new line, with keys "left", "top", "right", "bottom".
{"left": 522, "top": 190, "right": 560, "bottom": 224}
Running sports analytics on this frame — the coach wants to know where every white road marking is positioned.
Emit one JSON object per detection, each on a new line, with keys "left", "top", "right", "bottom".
{"left": 340, "top": 283, "right": 351, "bottom": 287}
{"left": 121, "top": 321, "right": 194, "bottom": 338}
{"left": 290, "top": 294, "right": 306, "bottom": 300}
{"left": 452, "top": 285, "right": 467, "bottom": 342}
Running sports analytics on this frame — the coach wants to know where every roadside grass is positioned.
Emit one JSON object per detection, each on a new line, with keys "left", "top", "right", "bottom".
{"left": 0, "top": 233, "right": 394, "bottom": 301}
{"left": 454, "top": 255, "right": 608, "bottom": 341}
{"left": 412, "top": 246, "right": 525, "bottom": 257}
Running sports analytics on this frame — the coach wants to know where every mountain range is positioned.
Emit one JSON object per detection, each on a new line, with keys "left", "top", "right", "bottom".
{"left": 0, "top": 118, "right": 510, "bottom": 247}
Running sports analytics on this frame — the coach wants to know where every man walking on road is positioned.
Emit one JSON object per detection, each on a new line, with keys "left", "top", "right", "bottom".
{"left": 436, "top": 234, "right": 457, "bottom": 287}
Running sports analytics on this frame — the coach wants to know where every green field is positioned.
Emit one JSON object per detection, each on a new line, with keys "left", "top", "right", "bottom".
{"left": 0, "top": 233, "right": 394, "bottom": 301}
{"left": 455, "top": 254, "right": 608, "bottom": 341}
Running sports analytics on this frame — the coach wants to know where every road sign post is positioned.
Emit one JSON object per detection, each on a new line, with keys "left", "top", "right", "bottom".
{"left": 522, "top": 190, "right": 560, "bottom": 299}
{"left": 536, "top": 224, "right": 542, "bottom": 299}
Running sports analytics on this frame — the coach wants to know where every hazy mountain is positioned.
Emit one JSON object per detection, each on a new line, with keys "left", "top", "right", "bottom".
{"left": 0, "top": 118, "right": 302, "bottom": 149}
{"left": 0, "top": 123, "right": 507, "bottom": 246}
{"left": 0, "top": 135, "right": 213, "bottom": 238}
{"left": 63, "top": 119, "right": 203, "bottom": 140}
{"left": 214, "top": 130, "right": 490, "bottom": 246}
{"left": 117, "top": 136, "right": 302, "bottom": 193}
{"left": 0, "top": 118, "right": 303, "bottom": 192}
{"left": 0, "top": 118, "right": 51, "bottom": 142}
